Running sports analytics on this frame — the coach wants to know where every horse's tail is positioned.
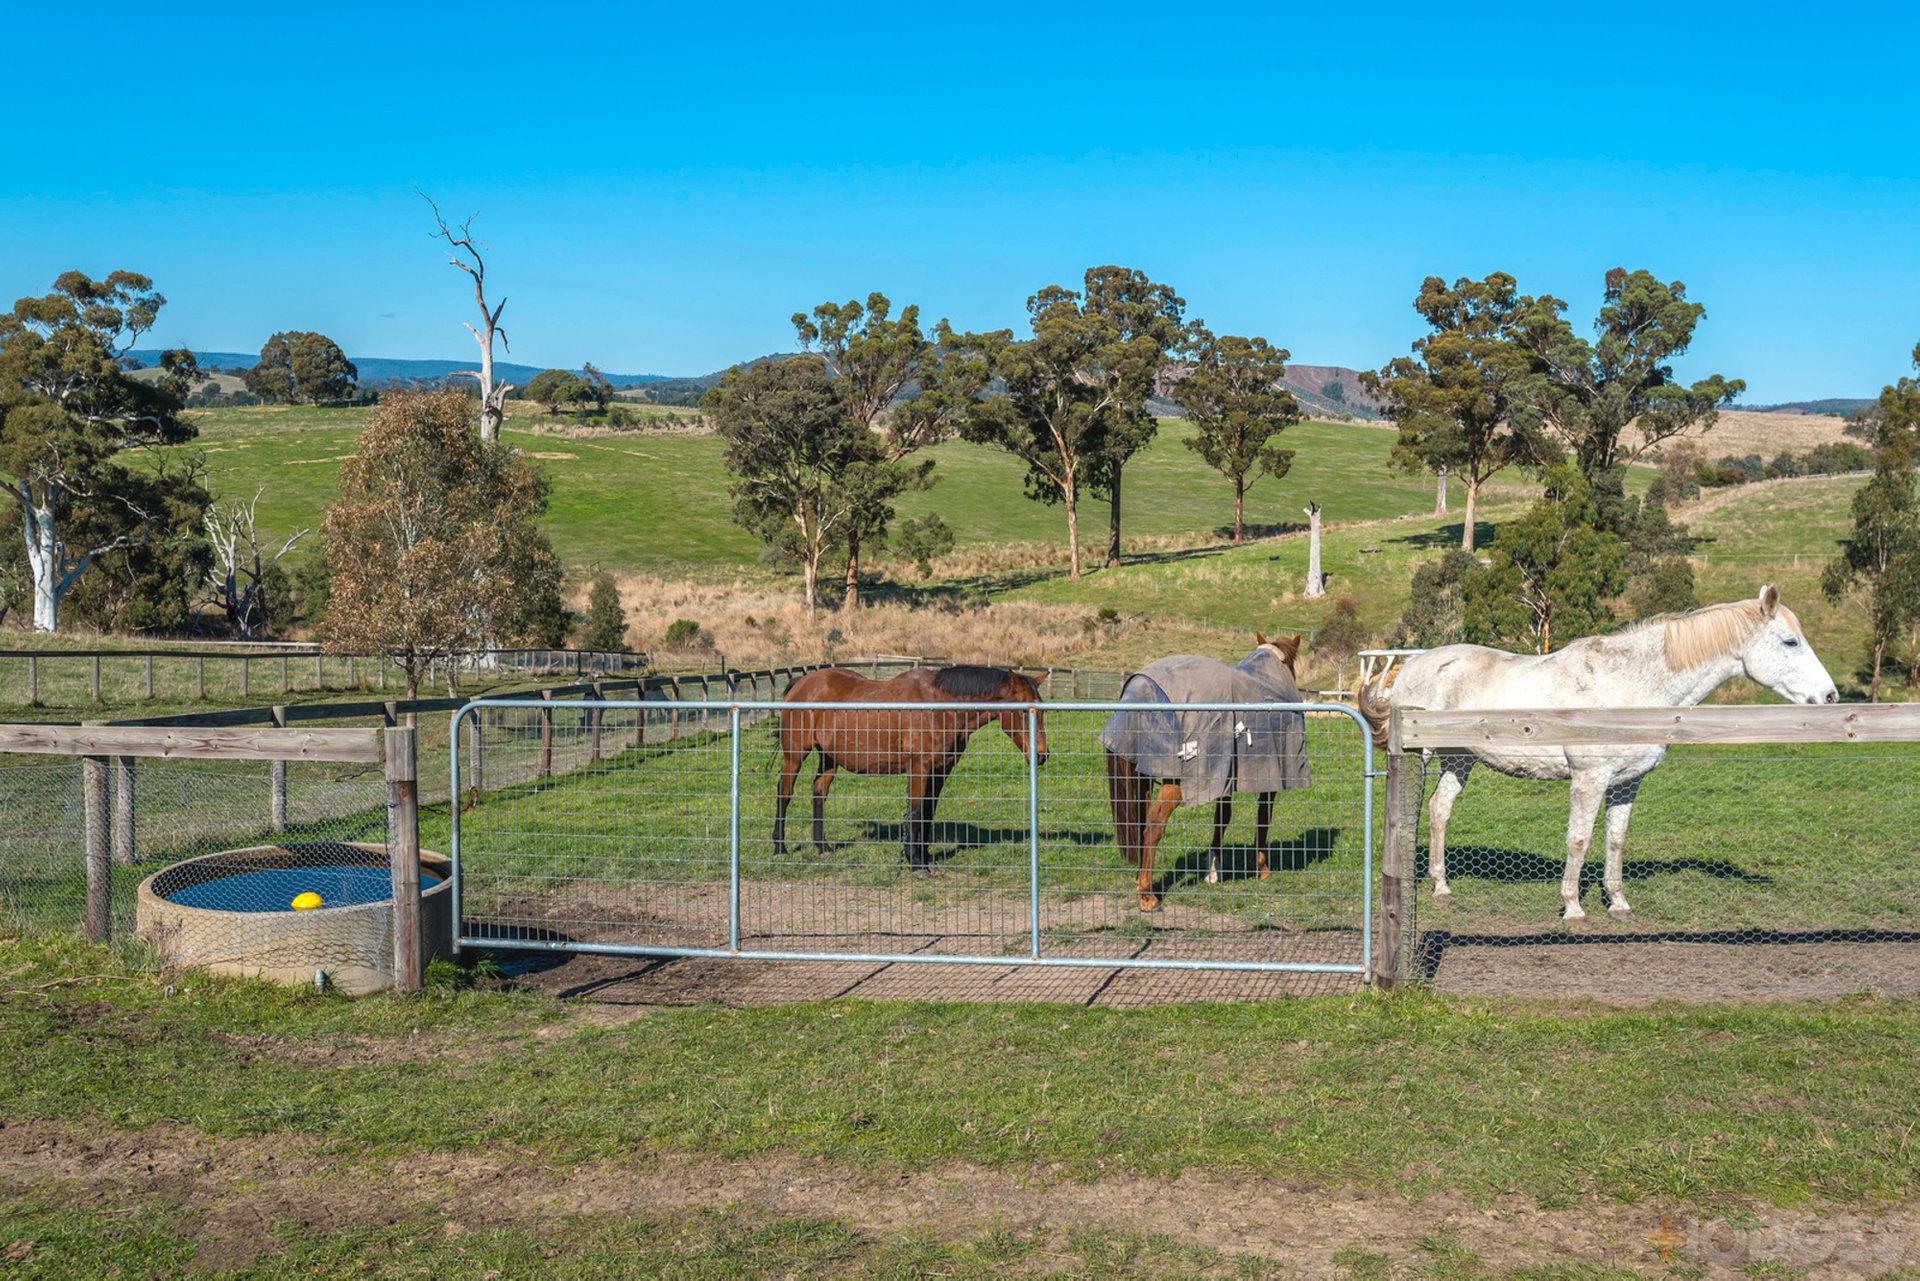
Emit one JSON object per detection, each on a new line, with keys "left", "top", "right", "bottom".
{"left": 1355, "top": 676, "right": 1392, "bottom": 751}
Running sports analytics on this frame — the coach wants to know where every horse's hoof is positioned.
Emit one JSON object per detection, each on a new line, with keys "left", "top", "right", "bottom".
{"left": 1608, "top": 904, "right": 1634, "bottom": 920}
{"left": 1561, "top": 904, "right": 1587, "bottom": 921}
{"left": 1203, "top": 870, "right": 1220, "bottom": 885}
{"left": 1138, "top": 894, "right": 1160, "bottom": 913}
{"left": 1257, "top": 867, "right": 1271, "bottom": 881}
{"left": 1432, "top": 887, "right": 1453, "bottom": 904}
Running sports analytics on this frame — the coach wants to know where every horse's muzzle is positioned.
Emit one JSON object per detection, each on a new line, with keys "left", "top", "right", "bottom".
{"left": 1034, "top": 750, "right": 1050, "bottom": 767}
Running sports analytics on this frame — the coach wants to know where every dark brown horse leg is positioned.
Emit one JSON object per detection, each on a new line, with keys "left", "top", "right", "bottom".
{"left": 1139, "top": 782, "right": 1182, "bottom": 912}
{"left": 773, "top": 749, "right": 805, "bottom": 858}
{"left": 904, "top": 768, "right": 935, "bottom": 872}
{"left": 1254, "top": 792, "right": 1274, "bottom": 880}
{"left": 916, "top": 760, "right": 957, "bottom": 870}
{"left": 809, "top": 760, "right": 837, "bottom": 856}
{"left": 1106, "top": 751, "right": 1147, "bottom": 872}
{"left": 1205, "top": 797, "right": 1231, "bottom": 884}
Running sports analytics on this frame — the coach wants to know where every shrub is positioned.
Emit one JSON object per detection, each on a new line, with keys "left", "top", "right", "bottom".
{"left": 1315, "top": 597, "right": 1369, "bottom": 664}
{"left": 664, "top": 618, "right": 704, "bottom": 649}
{"left": 890, "top": 513, "right": 956, "bottom": 579}
{"left": 579, "top": 570, "right": 628, "bottom": 652}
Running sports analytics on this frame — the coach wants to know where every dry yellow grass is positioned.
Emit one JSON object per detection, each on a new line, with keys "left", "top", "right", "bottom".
{"left": 590, "top": 573, "right": 1120, "bottom": 671}
{"left": 1670, "top": 410, "right": 1852, "bottom": 459}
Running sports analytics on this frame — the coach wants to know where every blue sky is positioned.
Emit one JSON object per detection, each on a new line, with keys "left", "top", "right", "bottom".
{"left": 3, "top": 2, "right": 1917, "bottom": 400}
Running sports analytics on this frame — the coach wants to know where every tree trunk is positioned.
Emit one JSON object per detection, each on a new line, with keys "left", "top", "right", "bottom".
{"left": 1461, "top": 476, "right": 1480, "bottom": 553}
{"left": 802, "top": 553, "right": 819, "bottom": 616}
{"left": 1234, "top": 477, "right": 1245, "bottom": 544}
{"left": 1105, "top": 466, "right": 1122, "bottom": 569}
{"left": 1872, "top": 633, "right": 1887, "bottom": 702}
{"left": 843, "top": 529, "right": 861, "bottom": 611}
{"left": 24, "top": 498, "right": 60, "bottom": 633}
{"left": 1065, "top": 478, "right": 1081, "bottom": 580}
{"left": 1303, "top": 502, "right": 1324, "bottom": 599}
{"left": 1435, "top": 465, "right": 1448, "bottom": 515}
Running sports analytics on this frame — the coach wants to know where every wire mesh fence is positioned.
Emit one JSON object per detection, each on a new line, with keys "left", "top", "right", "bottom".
{"left": 1399, "top": 740, "right": 1920, "bottom": 999}
{"left": 450, "top": 698, "right": 1375, "bottom": 976}
{"left": 0, "top": 750, "right": 403, "bottom": 989}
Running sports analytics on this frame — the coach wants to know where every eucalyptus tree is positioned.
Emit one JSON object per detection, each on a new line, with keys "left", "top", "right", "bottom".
{"left": 1079, "top": 266, "right": 1185, "bottom": 567}
{"left": 1175, "top": 327, "right": 1302, "bottom": 542}
{"left": 244, "top": 331, "right": 358, "bottom": 403}
{"left": 0, "top": 270, "right": 206, "bottom": 632}
{"left": 793, "top": 293, "right": 944, "bottom": 607}
{"left": 708, "top": 356, "right": 878, "bottom": 615}
{"left": 1361, "top": 273, "right": 1539, "bottom": 551}
{"left": 1508, "top": 268, "right": 1742, "bottom": 530}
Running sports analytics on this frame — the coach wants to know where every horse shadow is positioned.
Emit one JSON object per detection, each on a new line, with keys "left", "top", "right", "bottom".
{"left": 1148, "top": 826, "right": 1343, "bottom": 897}
{"left": 1430, "top": 843, "right": 1772, "bottom": 889}
{"left": 855, "top": 818, "right": 1115, "bottom": 865}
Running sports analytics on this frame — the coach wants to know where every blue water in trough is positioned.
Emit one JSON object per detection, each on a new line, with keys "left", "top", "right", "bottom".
{"left": 166, "top": 865, "right": 443, "bottom": 913}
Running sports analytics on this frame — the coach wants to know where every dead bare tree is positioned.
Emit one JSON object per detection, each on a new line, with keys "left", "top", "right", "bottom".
{"left": 204, "top": 489, "right": 307, "bottom": 639}
{"left": 422, "top": 193, "right": 513, "bottom": 443}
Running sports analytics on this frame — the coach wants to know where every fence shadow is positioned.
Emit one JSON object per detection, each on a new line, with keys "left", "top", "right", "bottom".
{"left": 1432, "top": 843, "right": 1771, "bottom": 888}
{"left": 1412, "top": 926, "right": 1920, "bottom": 984}
{"left": 857, "top": 819, "right": 1116, "bottom": 857}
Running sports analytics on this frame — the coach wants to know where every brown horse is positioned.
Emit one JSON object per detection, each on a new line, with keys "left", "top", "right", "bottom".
{"left": 774, "top": 665, "right": 1049, "bottom": 871}
{"left": 1104, "top": 633, "right": 1306, "bottom": 911}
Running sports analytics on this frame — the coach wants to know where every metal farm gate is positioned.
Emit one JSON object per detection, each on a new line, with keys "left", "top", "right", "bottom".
{"left": 446, "top": 697, "right": 1377, "bottom": 982}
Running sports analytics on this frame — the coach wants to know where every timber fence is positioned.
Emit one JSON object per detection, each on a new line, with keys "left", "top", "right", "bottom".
{"left": 0, "top": 644, "right": 650, "bottom": 708}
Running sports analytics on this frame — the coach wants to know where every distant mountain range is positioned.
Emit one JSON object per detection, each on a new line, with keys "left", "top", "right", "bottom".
{"left": 128, "top": 351, "right": 676, "bottom": 389}
{"left": 132, "top": 348, "right": 1866, "bottom": 420}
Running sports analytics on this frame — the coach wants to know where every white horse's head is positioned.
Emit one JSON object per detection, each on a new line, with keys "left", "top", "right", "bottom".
{"left": 1734, "top": 585, "right": 1839, "bottom": 705}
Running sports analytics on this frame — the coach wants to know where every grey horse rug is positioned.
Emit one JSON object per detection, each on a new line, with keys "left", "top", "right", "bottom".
{"left": 1098, "top": 648, "right": 1312, "bottom": 805}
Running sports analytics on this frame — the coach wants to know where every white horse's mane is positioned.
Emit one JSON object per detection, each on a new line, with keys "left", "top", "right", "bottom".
{"left": 1624, "top": 598, "right": 1804, "bottom": 672}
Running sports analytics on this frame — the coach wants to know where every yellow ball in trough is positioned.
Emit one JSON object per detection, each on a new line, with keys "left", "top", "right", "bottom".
{"left": 291, "top": 892, "right": 324, "bottom": 912}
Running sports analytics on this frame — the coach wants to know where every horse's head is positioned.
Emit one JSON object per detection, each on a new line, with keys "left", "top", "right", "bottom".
{"left": 994, "top": 670, "right": 1049, "bottom": 767}
{"left": 1254, "top": 630, "right": 1304, "bottom": 673}
{"left": 1736, "top": 585, "right": 1840, "bottom": 705}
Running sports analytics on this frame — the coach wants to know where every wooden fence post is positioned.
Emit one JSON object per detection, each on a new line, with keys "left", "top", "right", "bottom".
{"left": 667, "top": 677, "right": 681, "bottom": 742}
{"left": 240, "top": 656, "right": 249, "bottom": 699}
{"left": 1374, "top": 732, "right": 1420, "bottom": 990}
{"left": 281, "top": 655, "right": 290, "bottom": 693}
{"left": 195, "top": 656, "right": 204, "bottom": 699}
{"left": 91, "top": 655, "right": 102, "bottom": 702}
{"left": 112, "top": 756, "right": 135, "bottom": 866}
{"left": 269, "top": 707, "right": 289, "bottom": 834}
{"left": 384, "top": 726, "right": 422, "bottom": 994}
{"left": 83, "top": 756, "right": 110, "bottom": 942}
{"left": 315, "top": 652, "right": 324, "bottom": 690}
{"left": 27, "top": 655, "right": 36, "bottom": 704}
{"left": 539, "top": 689, "right": 555, "bottom": 778}
{"left": 144, "top": 654, "right": 154, "bottom": 700}
{"left": 346, "top": 655, "right": 356, "bottom": 689}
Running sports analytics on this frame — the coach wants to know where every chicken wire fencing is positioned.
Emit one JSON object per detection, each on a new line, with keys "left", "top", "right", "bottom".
{"left": 1397, "top": 742, "right": 1920, "bottom": 999}
{"left": 0, "top": 753, "right": 398, "bottom": 986}
{"left": 450, "top": 698, "right": 1375, "bottom": 977}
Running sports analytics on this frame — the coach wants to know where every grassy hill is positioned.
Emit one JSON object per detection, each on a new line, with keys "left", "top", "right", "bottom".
{"left": 179, "top": 405, "right": 1504, "bottom": 577}
{"left": 156, "top": 400, "right": 1896, "bottom": 691}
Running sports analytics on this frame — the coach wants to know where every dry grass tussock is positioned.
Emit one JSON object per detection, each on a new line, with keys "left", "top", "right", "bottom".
{"left": 1672, "top": 410, "right": 1851, "bottom": 459}
{"left": 594, "top": 573, "right": 1120, "bottom": 670}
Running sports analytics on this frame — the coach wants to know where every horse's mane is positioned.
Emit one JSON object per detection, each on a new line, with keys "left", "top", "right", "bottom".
{"left": 1638, "top": 598, "right": 1803, "bottom": 672}
{"left": 931, "top": 665, "right": 1017, "bottom": 698}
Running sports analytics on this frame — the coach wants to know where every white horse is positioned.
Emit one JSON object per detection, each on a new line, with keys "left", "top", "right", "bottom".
{"left": 1357, "top": 587, "right": 1838, "bottom": 919}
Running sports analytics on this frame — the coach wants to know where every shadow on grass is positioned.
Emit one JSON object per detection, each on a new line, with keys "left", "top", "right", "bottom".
{"left": 1149, "top": 825, "right": 1343, "bottom": 897}
{"left": 1385, "top": 519, "right": 1497, "bottom": 551}
{"left": 1432, "top": 843, "right": 1772, "bottom": 888}
{"left": 1412, "top": 925, "right": 1920, "bottom": 982}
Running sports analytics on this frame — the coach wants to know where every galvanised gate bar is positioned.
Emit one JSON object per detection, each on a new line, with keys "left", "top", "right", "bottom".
{"left": 447, "top": 697, "right": 1376, "bottom": 979}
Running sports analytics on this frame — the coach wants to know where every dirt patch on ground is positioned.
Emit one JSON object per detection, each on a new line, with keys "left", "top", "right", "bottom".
{"left": 2, "top": 1117, "right": 1913, "bottom": 1277}
{"left": 1426, "top": 936, "right": 1920, "bottom": 1002}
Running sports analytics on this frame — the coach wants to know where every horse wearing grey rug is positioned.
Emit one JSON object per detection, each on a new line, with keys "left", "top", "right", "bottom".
{"left": 1101, "top": 634, "right": 1312, "bottom": 911}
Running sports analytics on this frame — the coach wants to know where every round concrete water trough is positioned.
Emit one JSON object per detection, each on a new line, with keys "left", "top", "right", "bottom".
{"left": 136, "top": 841, "right": 453, "bottom": 995}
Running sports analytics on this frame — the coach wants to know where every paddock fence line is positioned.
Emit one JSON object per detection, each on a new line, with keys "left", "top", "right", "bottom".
{"left": 0, "top": 644, "right": 651, "bottom": 707}
{"left": 1379, "top": 703, "right": 1920, "bottom": 997}
{"left": 448, "top": 697, "right": 1377, "bottom": 980}
{"left": 0, "top": 722, "right": 428, "bottom": 992}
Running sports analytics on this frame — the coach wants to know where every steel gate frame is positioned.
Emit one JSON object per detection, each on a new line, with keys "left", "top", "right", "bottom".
{"left": 448, "top": 697, "right": 1376, "bottom": 978}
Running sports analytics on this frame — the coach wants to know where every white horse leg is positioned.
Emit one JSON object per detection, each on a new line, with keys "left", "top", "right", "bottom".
{"left": 1561, "top": 772, "right": 1608, "bottom": 919}
{"left": 1601, "top": 777, "right": 1642, "bottom": 918}
{"left": 1426, "top": 753, "right": 1473, "bottom": 902}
